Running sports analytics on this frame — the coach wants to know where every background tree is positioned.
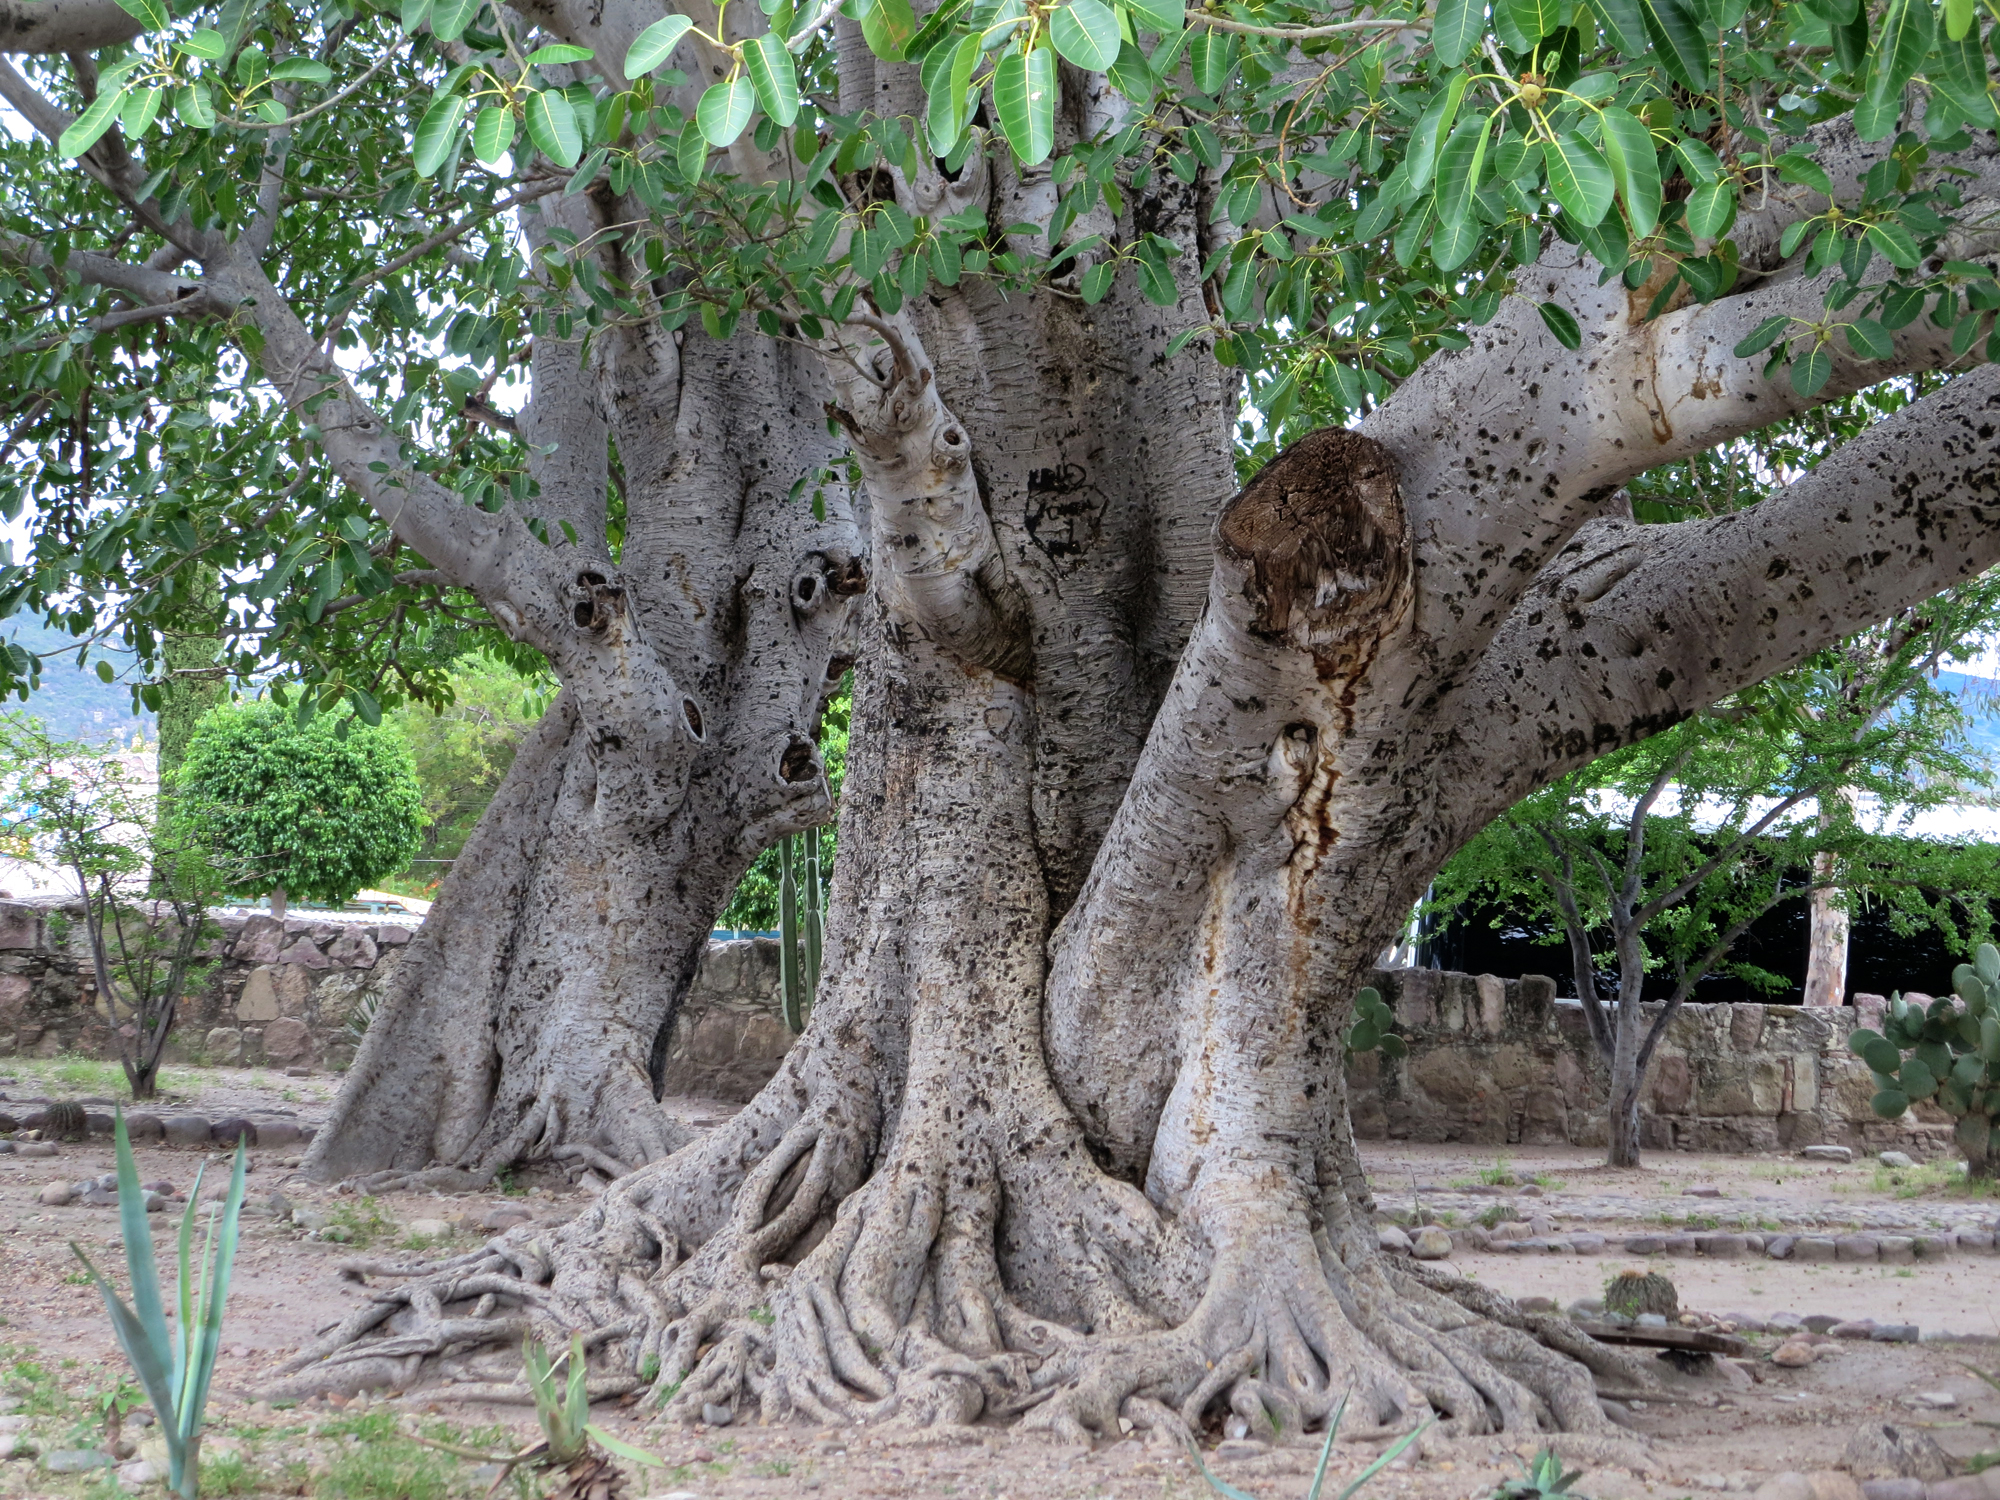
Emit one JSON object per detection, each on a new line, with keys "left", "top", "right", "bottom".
{"left": 384, "top": 649, "right": 550, "bottom": 892}
{"left": 8, "top": 0, "right": 2000, "bottom": 1446}
{"left": 1432, "top": 647, "right": 2000, "bottom": 1167}
{"left": 174, "top": 699, "right": 425, "bottom": 914}
{"left": 0, "top": 714, "right": 233, "bottom": 1097}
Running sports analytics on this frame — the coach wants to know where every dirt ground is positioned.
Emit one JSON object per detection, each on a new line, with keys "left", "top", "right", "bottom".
{"left": 4, "top": 1066, "right": 1999, "bottom": 1500}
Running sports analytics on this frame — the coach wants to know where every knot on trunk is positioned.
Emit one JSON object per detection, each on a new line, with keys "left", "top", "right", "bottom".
{"left": 1216, "top": 429, "right": 1412, "bottom": 674}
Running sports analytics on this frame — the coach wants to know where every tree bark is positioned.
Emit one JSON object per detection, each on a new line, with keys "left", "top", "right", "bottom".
{"left": 1804, "top": 801, "right": 1851, "bottom": 1007}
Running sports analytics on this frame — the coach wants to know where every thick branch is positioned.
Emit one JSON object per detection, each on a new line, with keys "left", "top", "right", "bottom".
{"left": 0, "top": 0, "right": 139, "bottom": 52}
{"left": 1445, "top": 362, "right": 2000, "bottom": 826}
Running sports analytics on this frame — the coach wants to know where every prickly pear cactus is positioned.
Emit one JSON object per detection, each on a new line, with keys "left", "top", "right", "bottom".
{"left": 1344, "top": 986, "right": 1408, "bottom": 1061}
{"left": 1848, "top": 942, "right": 2000, "bottom": 1179}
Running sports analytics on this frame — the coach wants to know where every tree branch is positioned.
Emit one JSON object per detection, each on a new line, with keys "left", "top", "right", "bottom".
{"left": 1443, "top": 360, "right": 2000, "bottom": 833}
{"left": 0, "top": 0, "right": 140, "bottom": 53}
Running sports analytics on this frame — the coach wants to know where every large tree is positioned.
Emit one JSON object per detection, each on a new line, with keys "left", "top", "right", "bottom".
{"left": 9, "top": 0, "right": 2000, "bottom": 1443}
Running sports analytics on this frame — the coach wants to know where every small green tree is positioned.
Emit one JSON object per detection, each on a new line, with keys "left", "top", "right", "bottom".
{"left": 174, "top": 700, "right": 425, "bottom": 916}
{"left": 1850, "top": 945, "right": 2000, "bottom": 1181}
{"left": 0, "top": 715, "right": 233, "bottom": 1098}
{"left": 1433, "top": 642, "right": 2000, "bottom": 1168}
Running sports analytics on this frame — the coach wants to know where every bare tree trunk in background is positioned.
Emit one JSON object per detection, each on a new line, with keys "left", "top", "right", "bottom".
{"left": 1804, "top": 800, "right": 1851, "bottom": 1007}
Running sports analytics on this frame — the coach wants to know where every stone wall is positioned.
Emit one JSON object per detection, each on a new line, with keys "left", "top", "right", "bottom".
{"left": 0, "top": 906, "right": 1952, "bottom": 1157}
{"left": 0, "top": 899, "right": 411, "bottom": 1072}
{"left": 1348, "top": 968, "right": 1953, "bottom": 1156}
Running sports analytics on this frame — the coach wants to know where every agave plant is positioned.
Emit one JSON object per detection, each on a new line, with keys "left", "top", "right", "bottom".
{"left": 70, "top": 1110, "right": 247, "bottom": 1500}
{"left": 1495, "top": 1445, "right": 1588, "bottom": 1500}
{"left": 1191, "top": 1390, "right": 1429, "bottom": 1500}
{"left": 522, "top": 1333, "right": 666, "bottom": 1500}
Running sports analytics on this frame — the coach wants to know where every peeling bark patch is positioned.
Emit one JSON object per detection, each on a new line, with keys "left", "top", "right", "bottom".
{"left": 1217, "top": 429, "right": 1410, "bottom": 655}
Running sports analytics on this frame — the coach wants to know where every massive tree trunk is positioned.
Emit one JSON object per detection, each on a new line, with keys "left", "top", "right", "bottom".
{"left": 1804, "top": 800, "right": 1851, "bottom": 1008}
{"left": 305, "top": 293, "right": 867, "bottom": 1183}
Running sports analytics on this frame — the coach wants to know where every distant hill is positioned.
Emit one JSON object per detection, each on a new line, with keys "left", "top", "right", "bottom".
{"left": 1, "top": 619, "right": 155, "bottom": 745}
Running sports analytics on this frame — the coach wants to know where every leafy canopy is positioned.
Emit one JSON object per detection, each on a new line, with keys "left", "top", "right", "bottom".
{"left": 3, "top": 0, "right": 1999, "bottom": 720}
{"left": 173, "top": 698, "right": 426, "bottom": 904}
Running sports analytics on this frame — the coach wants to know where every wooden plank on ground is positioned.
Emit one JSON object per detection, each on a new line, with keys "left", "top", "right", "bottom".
{"left": 1576, "top": 1320, "right": 1750, "bottom": 1358}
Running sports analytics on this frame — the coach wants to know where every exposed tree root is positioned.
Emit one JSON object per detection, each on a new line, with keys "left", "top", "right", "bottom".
{"left": 267, "top": 1134, "right": 1660, "bottom": 1443}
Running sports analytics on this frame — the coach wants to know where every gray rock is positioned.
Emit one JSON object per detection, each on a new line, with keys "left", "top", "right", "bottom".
{"left": 1860, "top": 1481, "right": 1927, "bottom": 1500}
{"left": 0, "top": 1140, "right": 12, "bottom": 1155}
{"left": 292, "top": 1207, "right": 328, "bottom": 1231}
{"left": 141, "top": 1192, "right": 166, "bottom": 1214}
{"left": 1878, "top": 1151, "right": 1916, "bottom": 1170}
{"left": 1835, "top": 1235, "right": 1880, "bottom": 1262}
{"left": 1794, "top": 1237, "right": 1838, "bottom": 1263}
{"left": 1765, "top": 1234, "right": 1796, "bottom": 1259}
{"left": 1567, "top": 1298, "right": 1606, "bottom": 1320}
{"left": 1684, "top": 1184, "right": 1723, "bottom": 1197}
{"left": 1831, "top": 1320, "right": 1876, "bottom": 1339}
{"left": 1955, "top": 1228, "right": 1996, "bottom": 1251}
{"left": 38, "top": 1181, "right": 72, "bottom": 1206}
{"left": 78, "top": 1186, "right": 117, "bottom": 1207}
{"left": 209, "top": 1117, "right": 253, "bottom": 1147}
{"left": 116, "top": 1457, "right": 160, "bottom": 1491}
{"left": 15, "top": 1141, "right": 56, "bottom": 1158}
{"left": 1721, "top": 1313, "right": 1768, "bottom": 1333}
{"left": 1411, "top": 1226, "right": 1454, "bottom": 1259}
{"left": 1664, "top": 1234, "right": 1700, "bottom": 1256}
{"left": 1622, "top": 1235, "right": 1666, "bottom": 1254}
{"left": 1767, "top": 1311, "right": 1806, "bottom": 1333}
{"left": 252, "top": 1120, "right": 301, "bottom": 1148}
{"left": 161, "top": 1116, "right": 210, "bottom": 1149}
{"left": 42, "top": 1448, "right": 114, "bottom": 1473}
{"left": 1571, "top": 1233, "right": 1606, "bottom": 1254}
{"left": 1802, "top": 1314, "right": 1842, "bottom": 1333}
{"left": 1913, "top": 1234, "right": 1953, "bottom": 1260}
{"left": 1636, "top": 1313, "right": 1669, "bottom": 1328}
{"left": 701, "top": 1403, "right": 733, "bottom": 1427}
{"left": 1842, "top": 1422, "right": 1953, "bottom": 1481}
{"left": 1377, "top": 1226, "right": 1413, "bottom": 1254}
{"left": 1876, "top": 1235, "right": 1915, "bottom": 1264}
{"left": 1801, "top": 1145, "right": 1854, "bottom": 1163}
{"left": 1869, "top": 1324, "right": 1919, "bottom": 1343}
{"left": 1703, "top": 1234, "right": 1749, "bottom": 1258}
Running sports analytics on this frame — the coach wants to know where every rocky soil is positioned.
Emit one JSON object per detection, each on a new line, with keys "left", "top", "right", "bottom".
{"left": 1, "top": 1075, "right": 1997, "bottom": 1499}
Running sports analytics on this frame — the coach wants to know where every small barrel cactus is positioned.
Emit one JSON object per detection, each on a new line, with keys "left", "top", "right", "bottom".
{"left": 1848, "top": 942, "right": 2000, "bottom": 1179}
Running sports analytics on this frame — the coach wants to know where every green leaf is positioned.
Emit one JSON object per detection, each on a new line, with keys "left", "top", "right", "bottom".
{"left": 1404, "top": 73, "right": 1470, "bottom": 192}
{"left": 1052, "top": 0, "right": 1121, "bottom": 70}
{"left": 60, "top": 82, "right": 131, "bottom": 158}
{"left": 994, "top": 44, "right": 1055, "bottom": 164}
{"left": 1674, "top": 137, "right": 1722, "bottom": 182}
{"left": 860, "top": 0, "right": 919, "bottom": 59}
{"left": 1538, "top": 300, "right": 1582, "bottom": 349}
{"left": 175, "top": 83, "right": 215, "bottom": 129}
{"left": 428, "top": 0, "right": 479, "bottom": 43}
{"left": 1501, "top": 0, "right": 1563, "bottom": 42}
{"left": 924, "top": 31, "right": 982, "bottom": 150}
{"left": 119, "top": 86, "right": 162, "bottom": 138}
{"left": 585, "top": 1425, "right": 668, "bottom": 1468}
{"left": 399, "top": 0, "right": 432, "bottom": 33}
{"left": 1432, "top": 113, "right": 1492, "bottom": 229}
{"left": 215, "top": 0, "right": 267, "bottom": 53}
{"left": 471, "top": 105, "right": 515, "bottom": 164}
{"left": 1865, "top": 220, "right": 1921, "bottom": 269}
{"left": 1856, "top": 0, "right": 1933, "bottom": 139}
{"left": 1189, "top": 28, "right": 1236, "bottom": 93}
{"left": 1790, "top": 343, "right": 1832, "bottom": 396}
{"left": 1684, "top": 179, "right": 1735, "bottom": 238}
{"left": 692, "top": 75, "right": 752, "bottom": 147}
{"left": 1636, "top": 0, "right": 1709, "bottom": 90}
{"left": 624, "top": 13, "right": 694, "bottom": 76}
{"left": 509, "top": 89, "right": 573, "bottom": 167}
{"left": 268, "top": 57, "right": 333, "bottom": 82}
{"left": 113, "top": 0, "right": 169, "bottom": 31}
{"left": 904, "top": 0, "right": 974, "bottom": 58}
{"left": 412, "top": 93, "right": 466, "bottom": 177}
{"left": 527, "top": 42, "right": 594, "bottom": 63}
{"left": 746, "top": 31, "right": 801, "bottom": 126}
{"left": 1845, "top": 316, "right": 1891, "bottom": 358}
{"left": 1598, "top": 106, "right": 1661, "bottom": 238}
{"left": 1774, "top": 150, "right": 1833, "bottom": 196}
{"left": 1733, "top": 314, "right": 1788, "bottom": 358}
{"left": 1080, "top": 259, "right": 1116, "bottom": 302}
{"left": 1125, "top": 0, "right": 1182, "bottom": 28}
{"left": 1543, "top": 130, "right": 1615, "bottom": 227}
{"left": 1946, "top": 0, "right": 1973, "bottom": 37}
{"left": 1582, "top": 0, "right": 1649, "bottom": 53}
{"left": 175, "top": 28, "right": 227, "bottom": 57}
{"left": 1432, "top": 0, "right": 1483, "bottom": 65}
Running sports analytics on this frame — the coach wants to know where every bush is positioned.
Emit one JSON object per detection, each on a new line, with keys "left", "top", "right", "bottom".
{"left": 174, "top": 700, "right": 424, "bottom": 907}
